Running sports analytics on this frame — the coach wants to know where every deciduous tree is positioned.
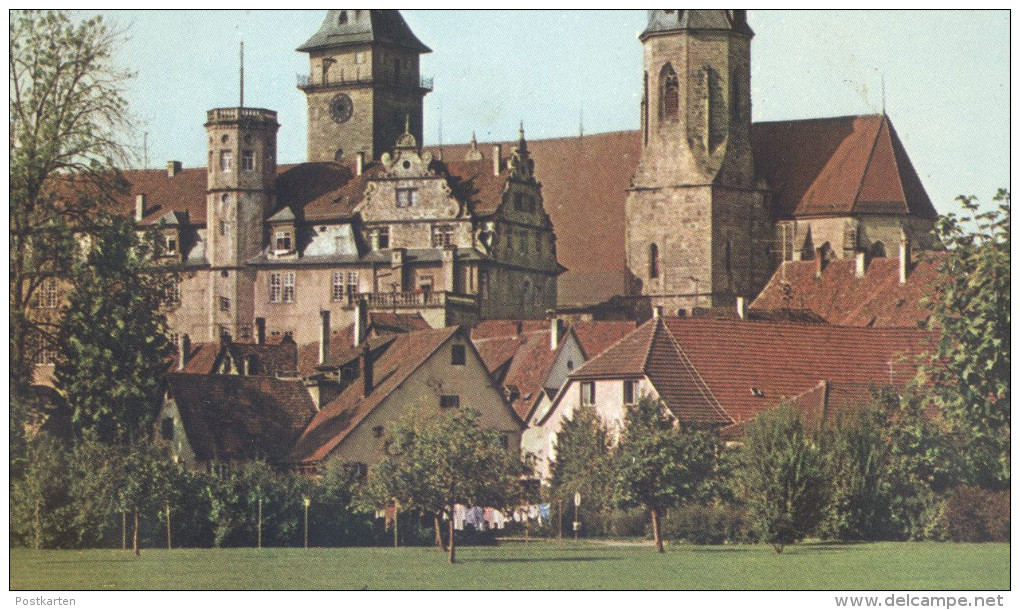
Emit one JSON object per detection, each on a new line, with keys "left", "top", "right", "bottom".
{"left": 614, "top": 398, "right": 719, "bottom": 553}
{"left": 549, "top": 402, "right": 616, "bottom": 534}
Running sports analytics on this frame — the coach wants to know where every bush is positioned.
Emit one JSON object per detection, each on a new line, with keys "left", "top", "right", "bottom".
{"left": 661, "top": 504, "right": 750, "bottom": 544}
{"left": 944, "top": 486, "right": 1010, "bottom": 542}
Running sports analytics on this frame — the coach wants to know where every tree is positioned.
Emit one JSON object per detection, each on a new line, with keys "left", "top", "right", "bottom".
{"left": 10, "top": 10, "right": 134, "bottom": 399}
{"left": 55, "top": 216, "right": 175, "bottom": 445}
{"left": 923, "top": 190, "right": 1010, "bottom": 490}
{"left": 207, "top": 460, "right": 304, "bottom": 548}
{"left": 548, "top": 402, "right": 616, "bottom": 535}
{"left": 10, "top": 435, "right": 74, "bottom": 549}
{"left": 614, "top": 397, "right": 719, "bottom": 553}
{"left": 109, "top": 442, "right": 183, "bottom": 556}
{"left": 360, "top": 408, "right": 524, "bottom": 563}
{"left": 737, "top": 403, "right": 830, "bottom": 553}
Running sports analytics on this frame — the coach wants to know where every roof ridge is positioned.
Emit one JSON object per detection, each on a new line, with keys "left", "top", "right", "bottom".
{"left": 659, "top": 321, "right": 731, "bottom": 425}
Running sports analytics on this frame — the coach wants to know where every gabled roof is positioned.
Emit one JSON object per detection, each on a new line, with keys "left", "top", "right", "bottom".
{"left": 297, "top": 10, "right": 430, "bottom": 54}
{"left": 718, "top": 380, "right": 877, "bottom": 440}
{"left": 287, "top": 326, "right": 462, "bottom": 464}
{"left": 752, "top": 114, "right": 937, "bottom": 219}
{"left": 166, "top": 373, "right": 317, "bottom": 463}
{"left": 500, "top": 330, "right": 561, "bottom": 421}
{"left": 571, "top": 320, "right": 638, "bottom": 359}
{"left": 662, "top": 317, "right": 929, "bottom": 427}
{"left": 369, "top": 312, "right": 432, "bottom": 334}
{"left": 222, "top": 341, "right": 298, "bottom": 377}
{"left": 179, "top": 342, "right": 220, "bottom": 374}
{"left": 750, "top": 254, "right": 942, "bottom": 328}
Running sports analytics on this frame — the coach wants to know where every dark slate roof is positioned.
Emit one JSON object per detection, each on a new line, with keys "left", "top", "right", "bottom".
{"left": 297, "top": 10, "right": 431, "bottom": 54}
{"left": 750, "top": 254, "right": 942, "bottom": 328}
{"left": 223, "top": 341, "right": 299, "bottom": 377}
{"left": 642, "top": 9, "right": 753, "bottom": 39}
{"left": 166, "top": 373, "right": 317, "bottom": 463}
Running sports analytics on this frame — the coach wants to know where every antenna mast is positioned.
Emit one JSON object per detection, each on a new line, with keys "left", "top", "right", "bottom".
{"left": 239, "top": 41, "right": 245, "bottom": 108}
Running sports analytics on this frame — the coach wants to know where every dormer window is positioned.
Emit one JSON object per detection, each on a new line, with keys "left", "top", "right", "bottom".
{"left": 275, "top": 230, "right": 293, "bottom": 253}
{"left": 395, "top": 188, "right": 418, "bottom": 208}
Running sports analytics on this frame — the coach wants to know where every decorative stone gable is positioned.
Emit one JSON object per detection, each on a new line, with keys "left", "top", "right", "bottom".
{"left": 507, "top": 124, "right": 537, "bottom": 184}
{"left": 379, "top": 121, "right": 435, "bottom": 179}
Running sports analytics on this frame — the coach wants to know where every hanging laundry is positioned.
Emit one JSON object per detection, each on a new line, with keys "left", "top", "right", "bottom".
{"left": 492, "top": 509, "right": 507, "bottom": 529}
{"left": 453, "top": 504, "right": 467, "bottom": 531}
{"left": 483, "top": 507, "right": 494, "bottom": 528}
{"left": 539, "top": 504, "right": 551, "bottom": 519}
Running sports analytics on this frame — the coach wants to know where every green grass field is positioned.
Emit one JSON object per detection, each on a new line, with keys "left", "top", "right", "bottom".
{"left": 9, "top": 540, "right": 1009, "bottom": 590}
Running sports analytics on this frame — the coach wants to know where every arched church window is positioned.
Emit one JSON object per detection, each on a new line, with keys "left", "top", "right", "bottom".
{"left": 870, "top": 241, "right": 887, "bottom": 258}
{"left": 659, "top": 64, "right": 679, "bottom": 121}
{"left": 649, "top": 243, "right": 660, "bottom": 279}
{"left": 338, "top": 11, "right": 348, "bottom": 25}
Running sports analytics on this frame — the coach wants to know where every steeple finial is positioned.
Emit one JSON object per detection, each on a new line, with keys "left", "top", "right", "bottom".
{"left": 516, "top": 121, "right": 528, "bottom": 153}
{"left": 405, "top": 114, "right": 411, "bottom": 135}
{"left": 465, "top": 131, "right": 482, "bottom": 161}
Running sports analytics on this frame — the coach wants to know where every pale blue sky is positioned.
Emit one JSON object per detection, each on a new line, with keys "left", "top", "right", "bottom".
{"left": 88, "top": 9, "right": 1009, "bottom": 215}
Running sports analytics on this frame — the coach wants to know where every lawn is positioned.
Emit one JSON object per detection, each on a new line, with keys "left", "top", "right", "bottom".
{"left": 9, "top": 540, "right": 1009, "bottom": 590}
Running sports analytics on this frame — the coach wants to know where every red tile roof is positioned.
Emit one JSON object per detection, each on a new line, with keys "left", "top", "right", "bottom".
{"left": 179, "top": 342, "right": 220, "bottom": 374}
{"left": 368, "top": 311, "right": 432, "bottom": 334}
{"left": 569, "top": 317, "right": 930, "bottom": 430}
{"left": 224, "top": 341, "right": 298, "bottom": 377}
{"left": 166, "top": 372, "right": 317, "bottom": 463}
{"left": 472, "top": 334, "right": 525, "bottom": 381}
{"left": 750, "top": 254, "right": 941, "bottom": 327}
{"left": 470, "top": 319, "right": 551, "bottom": 340}
{"left": 287, "top": 326, "right": 462, "bottom": 465}
{"left": 570, "top": 320, "right": 638, "bottom": 359}
{"left": 662, "top": 317, "right": 929, "bottom": 428}
{"left": 500, "top": 330, "right": 560, "bottom": 420}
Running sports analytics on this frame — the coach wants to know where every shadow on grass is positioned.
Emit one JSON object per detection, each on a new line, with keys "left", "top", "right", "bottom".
{"left": 462, "top": 556, "right": 624, "bottom": 564}
{"left": 688, "top": 547, "right": 750, "bottom": 553}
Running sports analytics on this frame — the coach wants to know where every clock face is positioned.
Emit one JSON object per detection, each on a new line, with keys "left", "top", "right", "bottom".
{"left": 330, "top": 93, "right": 353, "bottom": 124}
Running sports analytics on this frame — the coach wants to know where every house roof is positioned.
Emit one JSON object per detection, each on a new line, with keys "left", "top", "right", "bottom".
{"left": 500, "top": 330, "right": 561, "bottom": 420}
{"left": 570, "top": 320, "right": 638, "bottom": 359}
{"left": 223, "top": 341, "right": 298, "bottom": 377}
{"left": 287, "top": 326, "right": 462, "bottom": 464}
{"left": 369, "top": 311, "right": 432, "bottom": 334}
{"left": 179, "top": 342, "right": 221, "bottom": 374}
{"left": 568, "top": 317, "right": 930, "bottom": 430}
{"left": 166, "top": 373, "right": 317, "bottom": 463}
{"left": 750, "top": 254, "right": 942, "bottom": 328}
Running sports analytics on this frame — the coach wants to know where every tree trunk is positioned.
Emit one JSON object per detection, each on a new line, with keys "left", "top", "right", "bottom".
{"left": 166, "top": 500, "right": 172, "bottom": 550}
{"left": 121, "top": 510, "right": 126, "bottom": 551}
{"left": 34, "top": 498, "right": 41, "bottom": 551}
{"left": 434, "top": 513, "right": 447, "bottom": 551}
{"left": 133, "top": 509, "right": 140, "bottom": 557}
{"left": 650, "top": 508, "right": 664, "bottom": 553}
{"left": 448, "top": 512, "right": 456, "bottom": 564}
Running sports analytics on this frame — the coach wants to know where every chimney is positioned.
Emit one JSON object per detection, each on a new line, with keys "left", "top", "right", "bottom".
{"left": 653, "top": 305, "right": 664, "bottom": 319}
{"left": 362, "top": 342, "right": 374, "bottom": 396}
{"left": 855, "top": 251, "right": 866, "bottom": 279}
{"left": 550, "top": 318, "right": 565, "bottom": 351}
{"left": 178, "top": 334, "right": 191, "bottom": 370}
{"left": 899, "top": 237, "right": 911, "bottom": 284}
{"left": 319, "top": 310, "right": 330, "bottom": 366}
{"left": 356, "top": 151, "right": 365, "bottom": 176}
{"left": 354, "top": 298, "right": 368, "bottom": 346}
{"left": 255, "top": 317, "right": 266, "bottom": 345}
{"left": 135, "top": 193, "right": 146, "bottom": 221}
{"left": 815, "top": 248, "right": 825, "bottom": 278}
{"left": 492, "top": 145, "right": 502, "bottom": 176}
{"left": 736, "top": 296, "right": 746, "bottom": 320}
{"left": 167, "top": 161, "right": 182, "bottom": 177}
{"left": 441, "top": 246, "right": 457, "bottom": 293}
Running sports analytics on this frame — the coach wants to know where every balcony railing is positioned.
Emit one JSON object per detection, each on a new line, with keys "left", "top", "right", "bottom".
{"left": 343, "top": 290, "right": 476, "bottom": 310}
{"left": 206, "top": 107, "right": 278, "bottom": 123}
{"left": 296, "top": 73, "right": 434, "bottom": 92}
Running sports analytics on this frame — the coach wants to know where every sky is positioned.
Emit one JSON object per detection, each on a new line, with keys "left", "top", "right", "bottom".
{"left": 84, "top": 9, "right": 1010, "bottom": 216}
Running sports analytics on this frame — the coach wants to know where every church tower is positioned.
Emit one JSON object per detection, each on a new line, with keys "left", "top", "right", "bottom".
{"left": 625, "top": 9, "right": 771, "bottom": 314}
{"left": 205, "top": 106, "right": 279, "bottom": 341}
{"left": 297, "top": 9, "right": 432, "bottom": 163}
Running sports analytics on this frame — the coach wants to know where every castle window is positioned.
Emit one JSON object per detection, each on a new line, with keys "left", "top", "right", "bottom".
{"left": 331, "top": 272, "right": 345, "bottom": 301}
{"left": 34, "top": 277, "right": 59, "bottom": 309}
{"left": 282, "top": 272, "right": 295, "bottom": 303}
{"left": 34, "top": 340, "right": 57, "bottom": 366}
{"left": 623, "top": 380, "right": 636, "bottom": 405}
{"left": 376, "top": 226, "right": 390, "bottom": 250}
{"left": 241, "top": 150, "right": 255, "bottom": 172}
{"left": 165, "top": 235, "right": 177, "bottom": 255}
{"left": 338, "top": 11, "right": 348, "bottom": 25}
{"left": 219, "top": 296, "right": 230, "bottom": 312}
{"left": 431, "top": 224, "right": 455, "bottom": 247}
{"left": 165, "top": 278, "right": 181, "bottom": 306}
{"left": 451, "top": 344, "right": 466, "bottom": 366}
{"left": 649, "top": 243, "right": 660, "bottom": 279}
{"left": 219, "top": 150, "right": 232, "bottom": 173}
{"left": 347, "top": 271, "right": 359, "bottom": 296}
{"left": 870, "top": 241, "right": 887, "bottom": 259}
{"left": 440, "top": 395, "right": 460, "bottom": 409}
{"left": 275, "top": 230, "right": 292, "bottom": 253}
{"left": 269, "top": 272, "right": 294, "bottom": 303}
{"left": 659, "top": 63, "right": 679, "bottom": 120}
{"left": 395, "top": 188, "right": 418, "bottom": 208}
{"left": 581, "top": 381, "right": 595, "bottom": 406}
{"left": 220, "top": 221, "right": 229, "bottom": 237}
{"left": 373, "top": 425, "right": 384, "bottom": 438}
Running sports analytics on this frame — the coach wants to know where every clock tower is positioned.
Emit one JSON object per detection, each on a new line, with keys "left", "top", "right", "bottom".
{"left": 297, "top": 9, "right": 432, "bottom": 163}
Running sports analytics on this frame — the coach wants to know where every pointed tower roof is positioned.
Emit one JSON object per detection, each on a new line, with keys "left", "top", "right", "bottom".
{"left": 297, "top": 10, "right": 431, "bottom": 54}
{"left": 640, "top": 9, "right": 753, "bottom": 40}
